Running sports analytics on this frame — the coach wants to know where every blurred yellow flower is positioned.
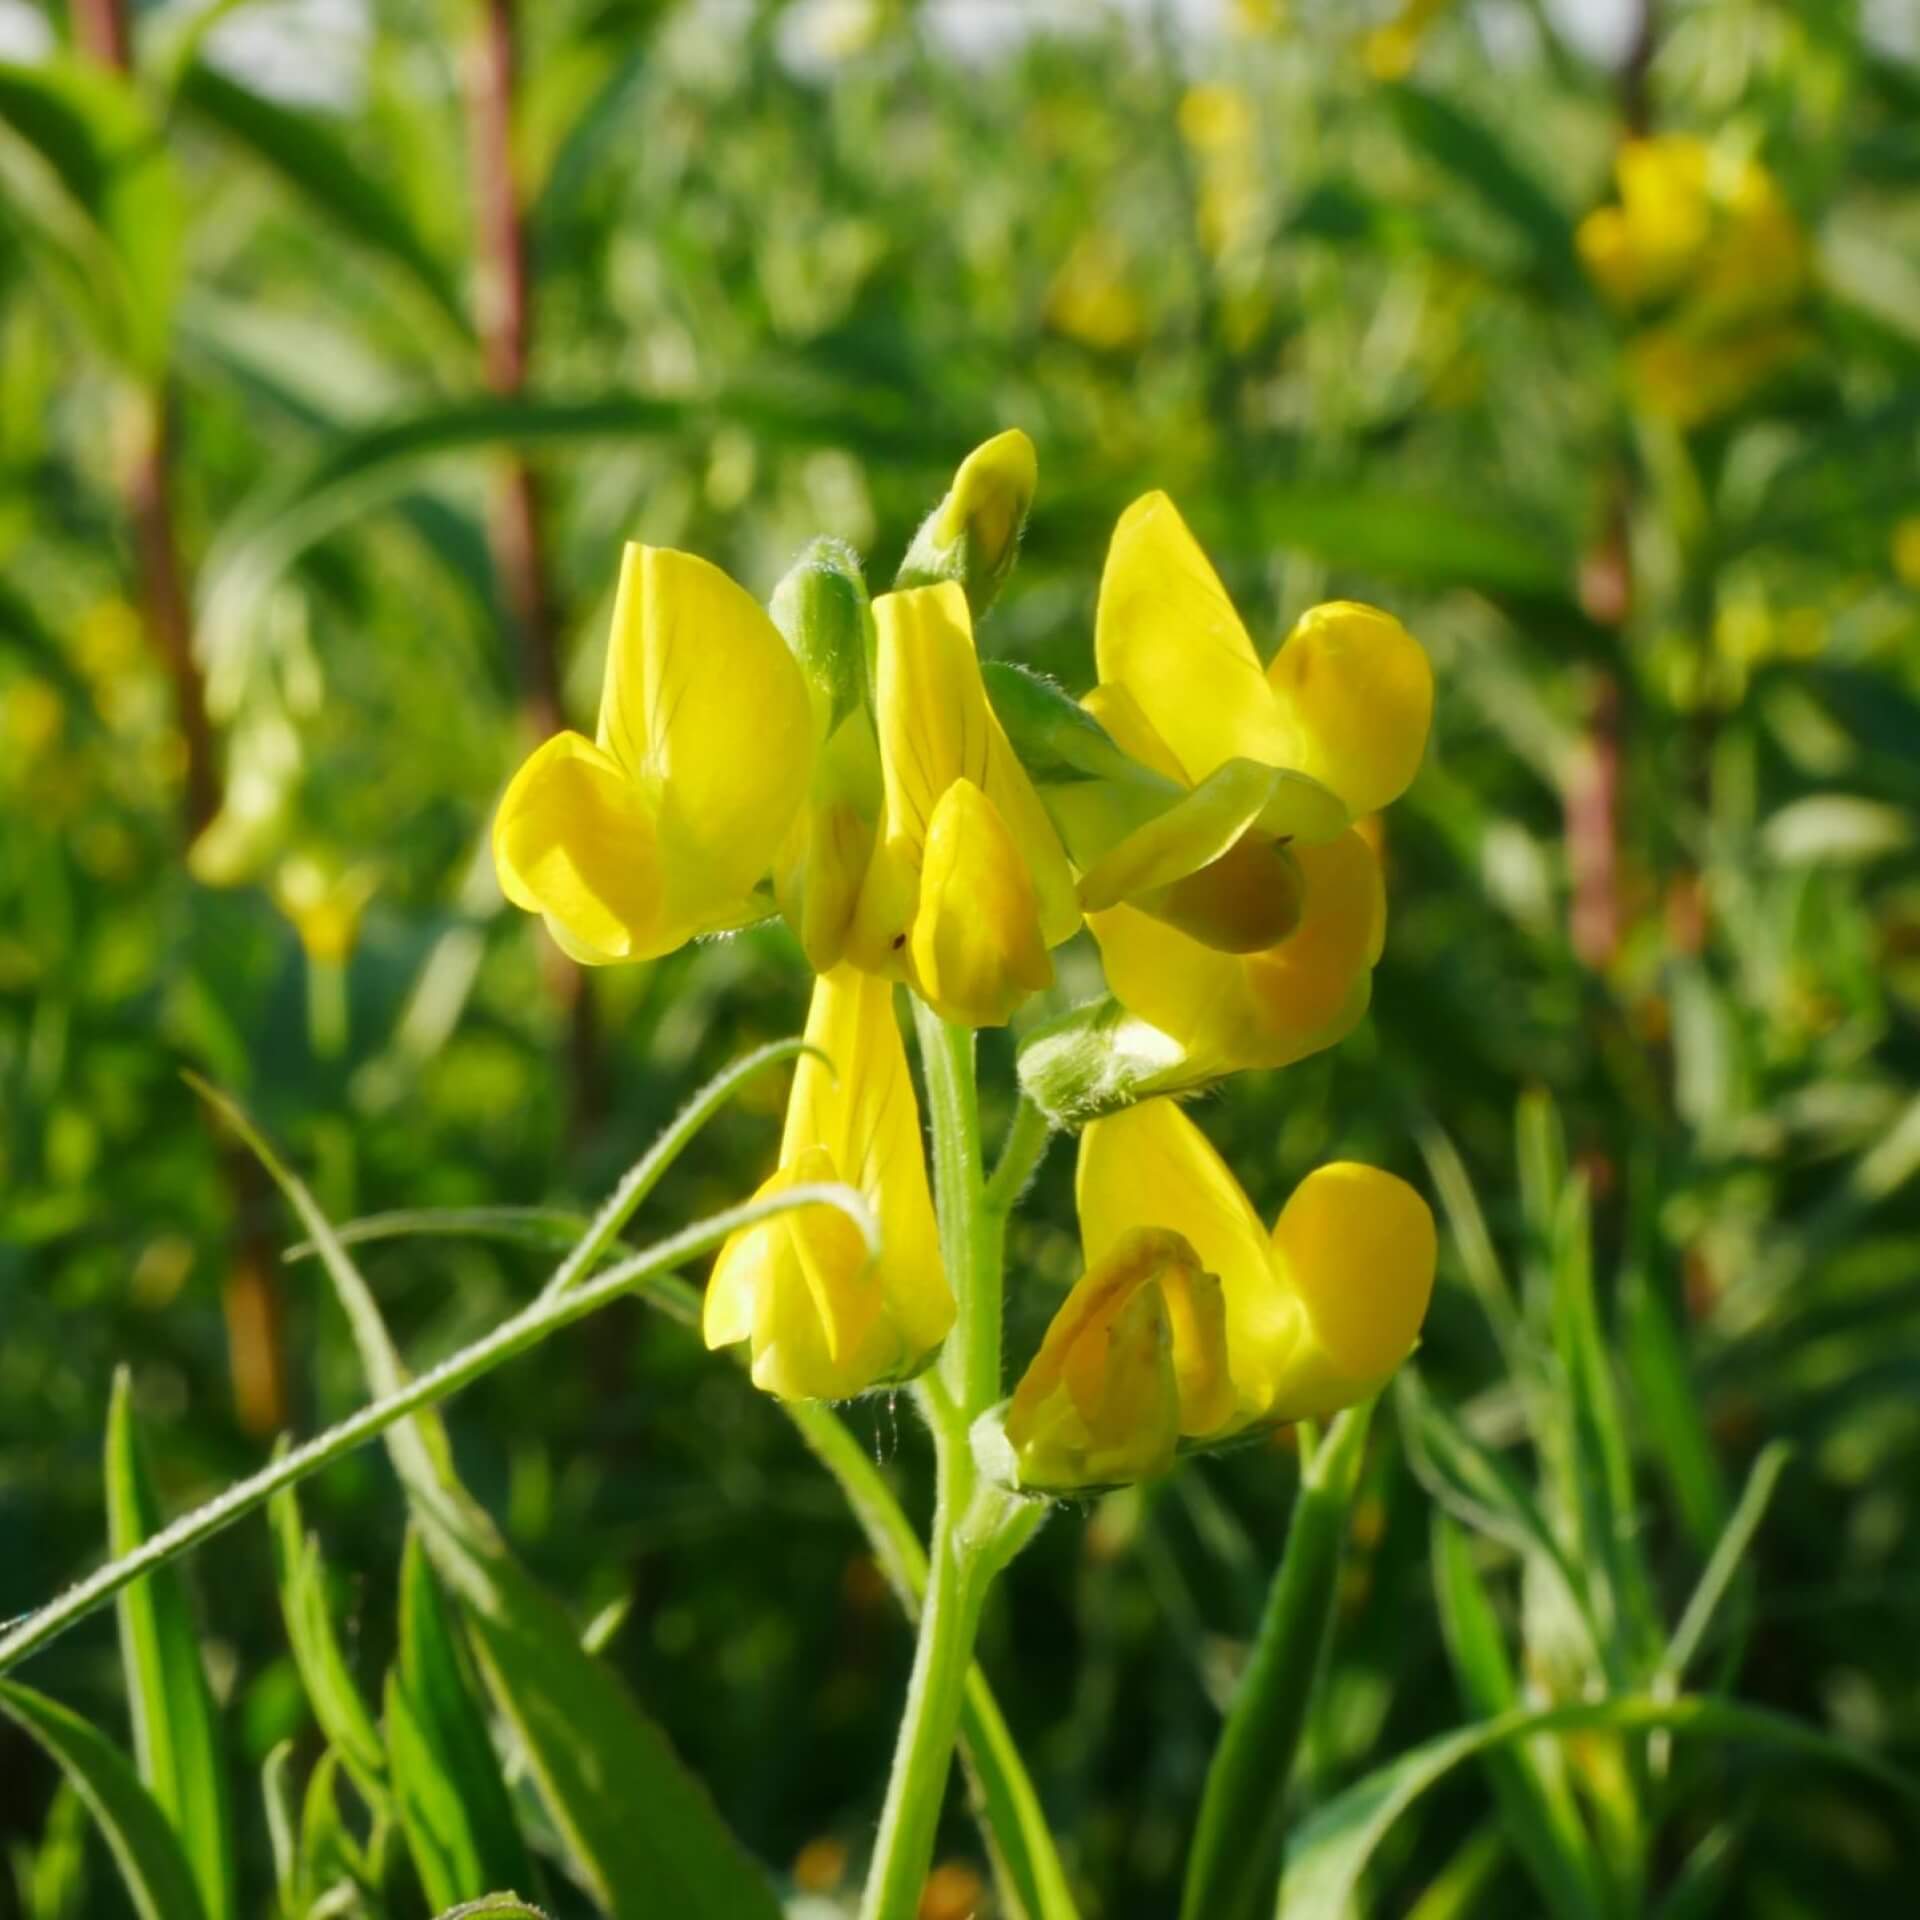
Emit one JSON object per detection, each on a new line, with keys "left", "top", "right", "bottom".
{"left": 1077, "top": 1100, "right": 1434, "bottom": 1433}
{"left": 1362, "top": 0, "right": 1453, "bottom": 82}
{"left": 1578, "top": 135, "right": 1809, "bottom": 425}
{"left": 705, "top": 967, "right": 952, "bottom": 1400}
{"left": 847, "top": 583, "right": 1079, "bottom": 1026}
{"left": 272, "top": 854, "right": 377, "bottom": 965}
{"left": 493, "top": 544, "right": 814, "bottom": 963}
{"left": 1046, "top": 234, "right": 1148, "bottom": 353}
{"left": 1079, "top": 491, "right": 1427, "bottom": 1077}
{"left": 1892, "top": 515, "right": 1920, "bottom": 588}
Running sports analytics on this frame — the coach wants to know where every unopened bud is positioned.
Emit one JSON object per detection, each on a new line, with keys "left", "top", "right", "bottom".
{"left": 771, "top": 536, "right": 873, "bottom": 734}
{"left": 896, "top": 429, "right": 1038, "bottom": 618}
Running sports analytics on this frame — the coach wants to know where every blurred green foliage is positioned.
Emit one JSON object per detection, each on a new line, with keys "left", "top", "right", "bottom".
{"left": 4, "top": 0, "right": 1920, "bottom": 1914}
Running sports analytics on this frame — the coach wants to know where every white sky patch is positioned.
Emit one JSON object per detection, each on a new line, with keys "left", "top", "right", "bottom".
{"left": 202, "top": 0, "right": 371, "bottom": 111}
{"left": 0, "top": 0, "right": 53, "bottom": 60}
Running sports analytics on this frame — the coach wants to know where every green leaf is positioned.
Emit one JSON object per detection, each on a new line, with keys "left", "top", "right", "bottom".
{"left": 1179, "top": 1403, "right": 1374, "bottom": 1920}
{"left": 1277, "top": 1695, "right": 1919, "bottom": 1919}
{"left": 1395, "top": 1370, "right": 1600, "bottom": 1663}
{"left": 1430, "top": 1516, "right": 1604, "bottom": 1920}
{"left": 1380, "top": 84, "right": 1578, "bottom": 284}
{"left": 174, "top": 62, "right": 469, "bottom": 337}
{"left": 1661, "top": 1443, "right": 1792, "bottom": 1687}
{"left": 0, "top": 1682, "right": 207, "bottom": 1920}
{"left": 214, "top": 1085, "right": 784, "bottom": 1920}
{"left": 267, "top": 1474, "right": 389, "bottom": 1801}
{"left": 431, "top": 1901, "right": 551, "bottom": 1920}
{"left": 0, "top": 59, "right": 181, "bottom": 375}
{"left": 106, "top": 1373, "right": 236, "bottom": 1920}
{"left": 1618, "top": 1268, "right": 1726, "bottom": 1554}
{"left": 387, "top": 1534, "right": 534, "bottom": 1911}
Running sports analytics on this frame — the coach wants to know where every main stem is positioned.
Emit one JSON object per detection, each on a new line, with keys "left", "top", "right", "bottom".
{"left": 861, "top": 1006, "right": 1020, "bottom": 1919}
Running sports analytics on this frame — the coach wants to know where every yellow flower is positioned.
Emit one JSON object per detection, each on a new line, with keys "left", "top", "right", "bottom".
{"left": 705, "top": 967, "right": 952, "bottom": 1399}
{"left": 272, "top": 854, "right": 377, "bottom": 965}
{"left": 1004, "top": 1227, "right": 1234, "bottom": 1491}
{"left": 1074, "top": 1099, "right": 1435, "bottom": 1434}
{"left": 1893, "top": 515, "right": 1920, "bottom": 589}
{"left": 1079, "top": 492, "right": 1426, "bottom": 1077}
{"left": 1046, "top": 234, "right": 1148, "bottom": 354}
{"left": 847, "top": 583, "right": 1080, "bottom": 1026}
{"left": 493, "top": 544, "right": 814, "bottom": 963}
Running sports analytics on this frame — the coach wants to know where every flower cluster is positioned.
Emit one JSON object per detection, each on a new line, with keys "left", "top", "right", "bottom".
{"left": 1576, "top": 134, "right": 1808, "bottom": 427}
{"left": 491, "top": 435, "right": 1438, "bottom": 1491}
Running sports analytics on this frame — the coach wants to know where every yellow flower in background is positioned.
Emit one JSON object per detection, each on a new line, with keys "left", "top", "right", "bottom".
{"left": 705, "top": 967, "right": 952, "bottom": 1400}
{"left": 847, "top": 582, "right": 1080, "bottom": 1026}
{"left": 1578, "top": 135, "right": 1808, "bottom": 425}
{"left": 493, "top": 544, "right": 814, "bottom": 963}
{"left": 1894, "top": 515, "right": 1920, "bottom": 589}
{"left": 1004, "top": 1226, "right": 1235, "bottom": 1491}
{"left": 1073, "top": 1099, "right": 1435, "bottom": 1435}
{"left": 272, "top": 854, "right": 377, "bottom": 965}
{"left": 1362, "top": 0, "right": 1453, "bottom": 82}
{"left": 1046, "top": 233, "right": 1148, "bottom": 353}
{"left": 1078, "top": 491, "right": 1426, "bottom": 1076}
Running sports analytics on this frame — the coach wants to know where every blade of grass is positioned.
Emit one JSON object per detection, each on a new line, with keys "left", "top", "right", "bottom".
{"left": 106, "top": 1374, "right": 235, "bottom": 1920}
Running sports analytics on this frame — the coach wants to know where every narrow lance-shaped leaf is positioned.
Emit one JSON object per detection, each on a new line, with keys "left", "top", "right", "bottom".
{"left": 106, "top": 1373, "right": 236, "bottom": 1920}
{"left": 1276, "top": 1694, "right": 1920, "bottom": 1920}
{"left": 386, "top": 1531, "right": 535, "bottom": 1911}
{"left": 1430, "top": 1514, "right": 1607, "bottom": 1920}
{"left": 204, "top": 1081, "right": 786, "bottom": 1920}
{"left": 0, "top": 1682, "right": 206, "bottom": 1920}
{"left": 1179, "top": 1402, "right": 1375, "bottom": 1920}
{"left": 267, "top": 1474, "right": 389, "bottom": 1803}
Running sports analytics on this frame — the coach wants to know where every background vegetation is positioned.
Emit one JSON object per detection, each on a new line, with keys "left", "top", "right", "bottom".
{"left": 5, "top": 0, "right": 1920, "bottom": 1913}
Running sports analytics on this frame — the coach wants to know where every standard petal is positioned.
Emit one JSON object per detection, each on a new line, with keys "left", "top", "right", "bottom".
{"left": 1262, "top": 1163, "right": 1436, "bottom": 1420}
{"left": 597, "top": 544, "right": 815, "bottom": 916}
{"left": 1077, "top": 1101, "right": 1282, "bottom": 1416}
{"left": 869, "top": 583, "right": 1080, "bottom": 957}
{"left": 492, "top": 731, "right": 665, "bottom": 962}
{"left": 911, "top": 779, "right": 1052, "bottom": 1028}
{"left": 788, "top": 968, "right": 951, "bottom": 1355}
{"left": 1265, "top": 601, "right": 1433, "bottom": 815}
{"left": 1094, "top": 492, "right": 1293, "bottom": 783}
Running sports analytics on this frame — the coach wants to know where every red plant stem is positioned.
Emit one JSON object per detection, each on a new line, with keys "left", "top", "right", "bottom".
{"left": 1567, "top": 675, "right": 1623, "bottom": 972}
{"left": 467, "top": 0, "right": 564, "bottom": 743}
{"left": 465, "top": 0, "right": 598, "bottom": 1124}
{"left": 73, "top": 0, "right": 288, "bottom": 1433}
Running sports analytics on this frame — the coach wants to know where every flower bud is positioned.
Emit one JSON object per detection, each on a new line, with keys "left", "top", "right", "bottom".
{"left": 896, "top": 429, "right": 1038, "bottom": 618}
{"left": 770, "top": 536, "right": 874, "bottom": 735}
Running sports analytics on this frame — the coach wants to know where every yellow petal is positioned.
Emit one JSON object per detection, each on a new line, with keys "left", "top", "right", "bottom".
{"left": 1082, "top": 682, "right": 1188, "bottom": 785}
{"left": 1262, "top": 1163, "right": 1436, "bottom": 1420}
{"left": 1005, "top": 1227, "right": 1186, "bottom": 1491}
{"left": 787, "top": 967, "right": 951, "bottom": 1357}
{"left": 596, "top": 544, "right": 815, "bottom": 918}
{"left": 1094, "top": 492, "right": 1293, "bottom": 783}
{"left": 1077, "top": 1101, "right": 1282, "bottom": 1420}
{"left": 1265, "top": 601, "right": 1433, "bottom": 815}
{"left": 1139, "top": 835, "right": 1303, "bottom": 955}
{"left": 492, "top": 731, "right": 664, "bottom": 962}
{"left": 706, "top": 969, "right": 951, "bottom": 1398}
{"left": 860, "top": 583, "right": 1080, "bottom": 968}
{"left": 911, "top": 779, "right": 1053, "bottom": 1028}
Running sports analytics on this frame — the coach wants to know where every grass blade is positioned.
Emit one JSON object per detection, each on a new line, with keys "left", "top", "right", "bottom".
{"left": 1179, "top": 1402, "right": 1375, "bottom": 1920}
{"left": 1277, "top": 1695, "right": 1919, "bottom": 1919}
{"left": 0, "top": 1683, "right": 206, "bottom": 1920}
{"left": 105, "top": 1374, "right": 235, "bottom": 1920}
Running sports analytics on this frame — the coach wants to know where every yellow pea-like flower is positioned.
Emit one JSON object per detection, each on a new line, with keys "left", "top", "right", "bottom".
{"left": 848, "top": 582, "right": 1080, "bottom": 1026}
{"left": 1004, "top": 1227, "right": 1233, "bottom": 1492}
{"left": 1075, "top": 1099, "right": 1436, "bottom": 1432}
{"left": 704, "top": 967, "right": 953, "bottom": 1400}
{"left": 1071, "top": 492, "right": 1422, "bottom": 1077}
{"left": 492, "top": 544, "right": 814, "bottom": 963}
